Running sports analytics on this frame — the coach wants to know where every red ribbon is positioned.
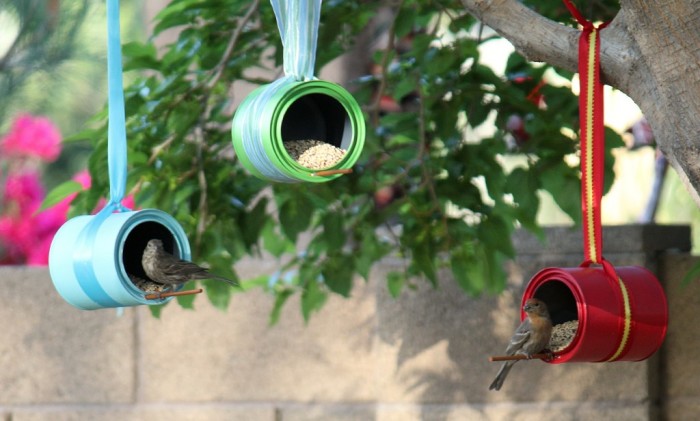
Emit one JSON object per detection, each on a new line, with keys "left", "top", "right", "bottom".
{"left": 565, "top": 2, "right": 633, "bottom": 363}
{"left": 563, "top": 0, "right": 609, "bottom": 264}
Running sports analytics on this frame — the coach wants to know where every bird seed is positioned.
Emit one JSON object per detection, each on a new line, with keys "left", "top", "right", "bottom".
{"left": 548, "top": 320, "right": 579, "bottom": 352}
{"left": 129, "top": 273, "right": 167, "bottom": 292}
{"left": 283, "top": 139, "right": 347, "bottom": 170}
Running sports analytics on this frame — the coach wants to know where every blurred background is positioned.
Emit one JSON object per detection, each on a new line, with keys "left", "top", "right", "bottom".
{"left": 1, "top": 0, "right": 698, "bottom": 263}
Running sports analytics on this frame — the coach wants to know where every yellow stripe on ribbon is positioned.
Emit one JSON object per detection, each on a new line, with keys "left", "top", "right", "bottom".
{"left": 584, "top": 29, "right": 598, "bottom": 263}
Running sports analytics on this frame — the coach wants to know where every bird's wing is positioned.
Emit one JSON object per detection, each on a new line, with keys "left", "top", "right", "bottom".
{"left": 159, "top": 253, "right": 208, "bottom": 277}
{"left": 504, "top": 319, "right": 532, "bottom": 355}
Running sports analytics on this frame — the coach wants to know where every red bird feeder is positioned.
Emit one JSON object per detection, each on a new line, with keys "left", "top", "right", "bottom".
{"left": 514, "top": 0, "right": 668, "bottom": 364}
{"left": 522, "top": 262, "right": 667, "bottom": 363}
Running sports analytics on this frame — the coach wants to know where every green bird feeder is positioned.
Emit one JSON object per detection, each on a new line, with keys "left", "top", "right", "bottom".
{"left": 231, "top": 0, "right": 365, "bottom": 183}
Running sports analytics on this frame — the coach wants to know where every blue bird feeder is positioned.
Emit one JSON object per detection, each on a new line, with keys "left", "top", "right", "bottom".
{"left": 50, "top": 210, "right": 191, "bottom": 310}
{"left": 49, "top": 0, "right": 192, "bottom": 310}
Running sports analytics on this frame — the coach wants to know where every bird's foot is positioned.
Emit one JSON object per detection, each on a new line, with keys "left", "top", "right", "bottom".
{"left": 543, "top": 349, "right": 555, "bottom": 362}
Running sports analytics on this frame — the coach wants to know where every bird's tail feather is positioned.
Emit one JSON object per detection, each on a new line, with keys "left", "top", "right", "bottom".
{"left": 209, "top": 274, "right": 240, "bottom": 287}
{"left": 489, "top": 361, "right": 514, "bottom": 391}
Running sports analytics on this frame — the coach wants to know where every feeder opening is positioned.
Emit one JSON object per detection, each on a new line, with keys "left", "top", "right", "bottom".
{"left": 122, "top": 221, "right": 180, "bottom": 292}
{"left": 533, "top": 280, "right": 579, "bottom": 352}
{"left": 281, "top": 93, "right": 352, "bottom": 170}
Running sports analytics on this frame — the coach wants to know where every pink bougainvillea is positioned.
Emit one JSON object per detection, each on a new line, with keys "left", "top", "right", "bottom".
{"left": 3, "top": 171, "right": 45, "bottom": 211}
{"left": 0, "top": 114, "right": 62, "bottom": 162}
{"left": 1, "top": 114, "right": 139, "bottom": 265}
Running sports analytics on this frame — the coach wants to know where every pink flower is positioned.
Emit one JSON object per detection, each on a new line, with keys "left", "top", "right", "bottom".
{"left": 0, "top": 168, "right": 139, "bottom": 265}
{"left": 27, "top": 235, "right": 53, "bottom": 266}
{"left": 3, "top": 171, "right": 45, "bottom": 213}
{"left": 73, "top": 170, "right": 91, "bottom": 189}
{"left": 0, "top": 114, "right": 62, "bottom": 162}
{"left": 0, "top": 215, "right": 35, "bottom": 264}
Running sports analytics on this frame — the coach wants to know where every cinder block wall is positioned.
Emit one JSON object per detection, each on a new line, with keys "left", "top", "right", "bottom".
{"left": 0, "top": 225, "right": 693, "bottom": 420}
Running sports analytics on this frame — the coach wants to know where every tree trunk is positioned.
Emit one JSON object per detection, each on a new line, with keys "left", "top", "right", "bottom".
{"left": 461, "top": 0, "right": 700, "bottom": 205}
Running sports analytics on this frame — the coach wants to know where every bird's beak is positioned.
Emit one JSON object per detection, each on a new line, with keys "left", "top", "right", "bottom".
{"left": 523, "top": 303, "right": 532, "bottom": 312}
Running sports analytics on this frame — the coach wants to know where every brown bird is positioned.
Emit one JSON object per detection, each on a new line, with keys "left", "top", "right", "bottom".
{"left": 141, "top": 239, "right": 239, "bottom": 290}
{"left": 489, "top": 298, "right": 553, "bottom": 391}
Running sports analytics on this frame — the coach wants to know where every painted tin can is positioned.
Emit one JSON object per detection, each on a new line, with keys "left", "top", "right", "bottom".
{"left": 522, "top": 263, "right": 667, "bottom": 363}
{"left": 231, "top": 78, "right": 365, "bottom": 182}
{"left": 49, "top": 209, "right": 191, "bottom": 310}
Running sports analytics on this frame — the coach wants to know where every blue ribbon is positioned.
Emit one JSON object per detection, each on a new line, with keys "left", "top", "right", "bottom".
{"left": 107, "top": 0, "right": 128, "bottom": 205}
{"left": 240, "top": 77, "right": 296, "bottom": 182}
{"left": 238, "top": 1, "right": 322, "bottom": 180}
{"left": 270, "top": 0, "right": 322, "bottom": 81}
{"left": 72, "top": 0, "right": 130, "bottom": 307}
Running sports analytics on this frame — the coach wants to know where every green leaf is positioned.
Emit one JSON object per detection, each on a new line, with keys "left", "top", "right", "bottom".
{"left": 450, "top": 246, "right": 475, "bottom": 294}
{"left": 321, "top": 254, "right": 354, "bottom": 297}
{"left": 355, "top": 233, "right": 390, "bottom": 281}
{"left": 412, "top": 243, "right": 437, "bottom": 286}
{"left": 301, "top": 280, "right": 327, "bottom": 322}
{"left": 241, "top": 198, "right": 269, "bottom": 250}
{"left": 506, "top": 167, "right": 540, "bottom": 229}
{"left": 63, "top": 127, "right": 101, "bottom": 143}
{"left": 269, "top": 289, "right": 294, "bottom": 326}
{"left": 36, "top": 180, "right": 83, "bottom": 213}
{"left": 173, "top": 183, "right": 198, "bottom": 205}
{"left": 393, "top": 77, "right": 417, "bottom": 102}
{"left": 394, "top": 6, "right": 418, "bottom": 38}
{"left": 322, "top": 211, "right": 345, "bottom": 250}
{"left": 240, "top": 274, "right": 271, "bottom": 291}
{"left": 262, "top": 222, "right": 294, "bottom": 257}
{"left": 681, "top": 259, "right": 700, "bottom": 286}
{"left": 278, "top": 194, "right": 314, "bottom": 242}
{"left": 122, "top": 41, "right": 160, "bottom": 70}
{"left": 148, "top": 304, "right": 164, "bottom": 318}
{"left": 477, "top": 214, "right": 515, "bottom": 258}
{"left": 541, "top": 166, "right": 581, "bottom": 224}
{"left": 387, "top": 271, "right": 405, "bottom": 298}
{"left": 176, "top": 281, "right": 198, "bottom": 309}
{"left": 203, "top": 279, "right": 232, "bottom": 310}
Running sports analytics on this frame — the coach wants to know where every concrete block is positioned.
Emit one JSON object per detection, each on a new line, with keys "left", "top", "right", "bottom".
{"left": 138, "top": 270, "right": 376, "bottom": 403}
{"left": 376, "top": 402, "right": 651, "bottom": 421}
{"left": 0, "top": 267, "right": 135, "bottom": 404}
{"left": 11, "top": 405, "right": 274, "bottom": 421}
{"left": 512, "top": 224, "right": 691, "bottom": 256}
{"left": 278, "top": 404, "right": 376, "bottom": 421}
{"left": 660, "top": 254, "right": 700, "bottom": 400}
{"left": 662, "top": 398, "right": 700, "bottom": 421}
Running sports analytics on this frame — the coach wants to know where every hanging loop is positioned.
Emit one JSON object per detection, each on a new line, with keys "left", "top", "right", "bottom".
{"left": 69, "top": 0, "right": 130, "bottom": 302}
{"left": 562, "top": 0, "right": 609, "bottom": 264}
{"left": 580, "top": 257, "right": 619, "bottom": 285}
{"left": 106, "top": 0, "right": 129, "bottom": 210}
{"left": 270, "top": 0, "right": 322, "bottom": 81}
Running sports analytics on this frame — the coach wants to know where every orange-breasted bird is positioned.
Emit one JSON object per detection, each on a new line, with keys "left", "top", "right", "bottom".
{"left": 489, "top": 298, "right": 553, "bottom": 391}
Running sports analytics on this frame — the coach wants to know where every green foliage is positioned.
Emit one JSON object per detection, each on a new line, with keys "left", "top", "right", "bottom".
{"left": 61, "top": 0, "right": 623, "bottom": 321}
{"left": 0, "top": 0, "right": 89, "bottom": 122}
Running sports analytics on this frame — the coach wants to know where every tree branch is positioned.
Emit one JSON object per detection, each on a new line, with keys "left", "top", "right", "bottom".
{"left": 458, "top": 0, "right": 637, "bottom": 92}
{"left": 460, "top": 0, "right": 580, "bottom": 70}
{"left": 460, "top": 0, "right": 700, "bottom": 208}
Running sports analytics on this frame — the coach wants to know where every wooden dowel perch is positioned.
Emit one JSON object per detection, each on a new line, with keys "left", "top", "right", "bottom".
{"left": 312, "top": 168, "right": 353, "bottom": 177}
{"left": 145, "top": 288, "right": 203, "bottom": 300}
{"left": 489, "top": 353, "right": 552, "bottom": 362}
